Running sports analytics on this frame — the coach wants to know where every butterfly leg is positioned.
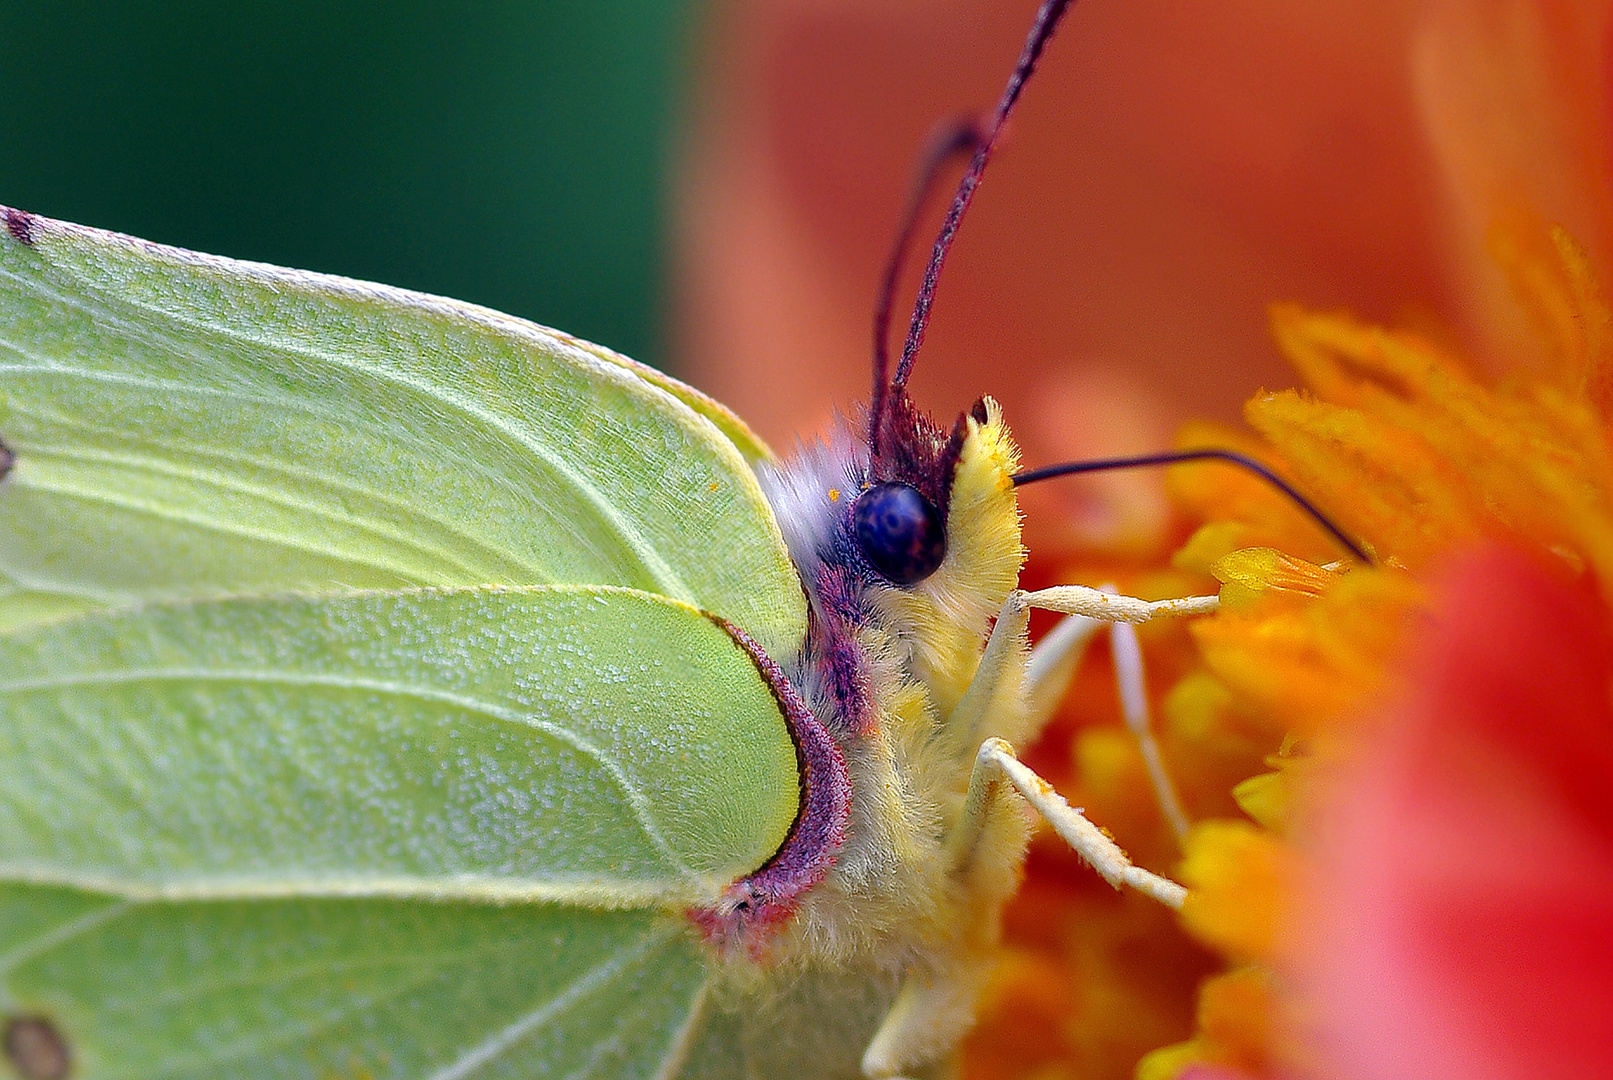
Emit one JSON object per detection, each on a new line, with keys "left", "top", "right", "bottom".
{"left": 860, "top": 735, "right": 1032, "bottom": 1080}
{"left": 1023, "top": 583, "right": 1220, "bottom": 622}
{"left": 940, "top": 582, "right": 1209, "bottom": 900}
{"left": 945, "top": 588, "right": 1104, "bottom": 750}
{"left": 1023, "top": 582, "right": 1209, "bottom": 842}
{"left": 861, "top": 973, "right": 988, "bottom": 1080}
{"left": 864, "top": 586, "right": 1203, "bottom": 1079}
{"left": 954, "top": 737, "right": 1186, "bottom": 908}
{"left": 1106, "top": 613, "right": 1192, "bottom": 841}
{"left": 945, "top": 582, "right": 1217, "bottom": 753}
{"left": 1022, "top": 610, "right": 1104, "bottom": 737}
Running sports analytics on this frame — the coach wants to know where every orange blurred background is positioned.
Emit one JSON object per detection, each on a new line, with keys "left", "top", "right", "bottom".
{"left": 671, "top": 0, "right": 1613, "bottom": 551}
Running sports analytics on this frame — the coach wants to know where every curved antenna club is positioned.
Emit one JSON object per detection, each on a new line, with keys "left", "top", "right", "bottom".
{"left": 870, "top": 119, "right": 987, "bottom": 460}
{"left": 893, "top": 0, "right": 1074, "bottom": 393}
{"left": 1012, "top": 448, "right": 1374, "bottom": 565}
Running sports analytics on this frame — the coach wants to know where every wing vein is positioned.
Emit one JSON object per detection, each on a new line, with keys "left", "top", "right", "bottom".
{"left": 0, "top": 270, "right": 705, "bottom": 601}
{"left": 0, "top": 668, "right": 690, "bottom": 875}
{"left": 14, "top": 453, "right": 521, "bottom": 586}
{"left": 125, "top": 927, "right": 529, "bottom": 1079}
{"left": 425, "top": 920, "right": 681, "bottom": 1080}
{"left": 0, "top": 897, "right": 132, "bottom": 980}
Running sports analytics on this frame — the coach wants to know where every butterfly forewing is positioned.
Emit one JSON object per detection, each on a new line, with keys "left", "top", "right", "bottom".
{"left": 0, "top": 212, "right": 804, "bottom": 659}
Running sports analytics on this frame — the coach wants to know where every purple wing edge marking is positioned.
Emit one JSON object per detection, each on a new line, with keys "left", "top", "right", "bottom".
{"left": 688, "top": 615, "right": 851, "bottom": 956}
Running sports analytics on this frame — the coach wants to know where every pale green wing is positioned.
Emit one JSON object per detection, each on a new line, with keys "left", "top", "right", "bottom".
{"left": 0, "top": 209, "right": 804, "bottom": 656}
{"left": 674, "top": 963, "right": 901, "bottom": 1080}
{"left": 0, "top": 209, "right": 817, "bottom": 1078}
{"left": 0, "top": 586, "right": 801, "bottom": 1078}
{"left": 0, "top": 587, "right": 797, "bottom": 901}
{"left": 0, "top": 884, "right": 711, "bottom": 1080}
{"left": 563, "top": 333, "right": 775, "bottom": 467}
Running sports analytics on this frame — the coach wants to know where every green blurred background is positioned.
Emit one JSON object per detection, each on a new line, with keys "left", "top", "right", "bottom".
{"left": 0, "top": 0, "right": 697, "bottom": 370}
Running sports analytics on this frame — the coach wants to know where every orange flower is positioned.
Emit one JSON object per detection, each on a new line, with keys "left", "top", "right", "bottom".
{"left": 1115, "top": 197, "right": 1613, "bottom": 1075}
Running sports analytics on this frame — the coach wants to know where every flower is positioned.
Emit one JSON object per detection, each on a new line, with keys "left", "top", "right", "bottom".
{"left": 1128, "top": 225, "right": 1613, "bottom": 1079}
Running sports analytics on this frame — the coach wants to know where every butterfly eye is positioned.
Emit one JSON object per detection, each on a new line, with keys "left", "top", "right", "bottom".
{"left": 852, "top": 481, "right": 946, "bottom": 585}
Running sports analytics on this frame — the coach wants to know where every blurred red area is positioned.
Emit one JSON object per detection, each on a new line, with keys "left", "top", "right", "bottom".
{"left": 1299, "top": 545, "right": 1613, "bottom": 1080}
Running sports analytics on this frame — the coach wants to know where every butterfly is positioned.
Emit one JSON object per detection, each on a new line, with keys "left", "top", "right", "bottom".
{"left": 0, "top": 1, "right": 1362, "bottom": 1077}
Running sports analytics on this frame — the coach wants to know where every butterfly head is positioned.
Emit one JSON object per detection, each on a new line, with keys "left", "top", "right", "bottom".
{"left": 760, "top": 384, "right": 1022, "bottom": 733}
{"left": 865, "top": 389, "right": 1023, "bottom": 707}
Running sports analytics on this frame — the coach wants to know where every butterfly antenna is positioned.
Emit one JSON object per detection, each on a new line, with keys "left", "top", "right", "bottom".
{"left": 1013, "top": 448, "right": 1374, "bottom": 564}
{"left": 870, "top": 119, "right": 986, "bottom": 460}
{"left": 893, "top": 0, "right": 1074, "bottom": 395}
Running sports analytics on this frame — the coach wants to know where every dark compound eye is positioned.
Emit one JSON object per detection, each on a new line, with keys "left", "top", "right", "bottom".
{"left": 852, "top": 482, "right": 946, "bottom": 585}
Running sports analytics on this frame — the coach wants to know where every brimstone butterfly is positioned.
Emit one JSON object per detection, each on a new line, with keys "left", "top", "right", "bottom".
{"left": 0, "top": 2, "right": 1264, "bottom": 1077}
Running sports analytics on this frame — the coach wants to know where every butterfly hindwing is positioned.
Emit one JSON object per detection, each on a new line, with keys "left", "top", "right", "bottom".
{"left": 0, "top": 883, "right": 710, "bottom": 1080}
